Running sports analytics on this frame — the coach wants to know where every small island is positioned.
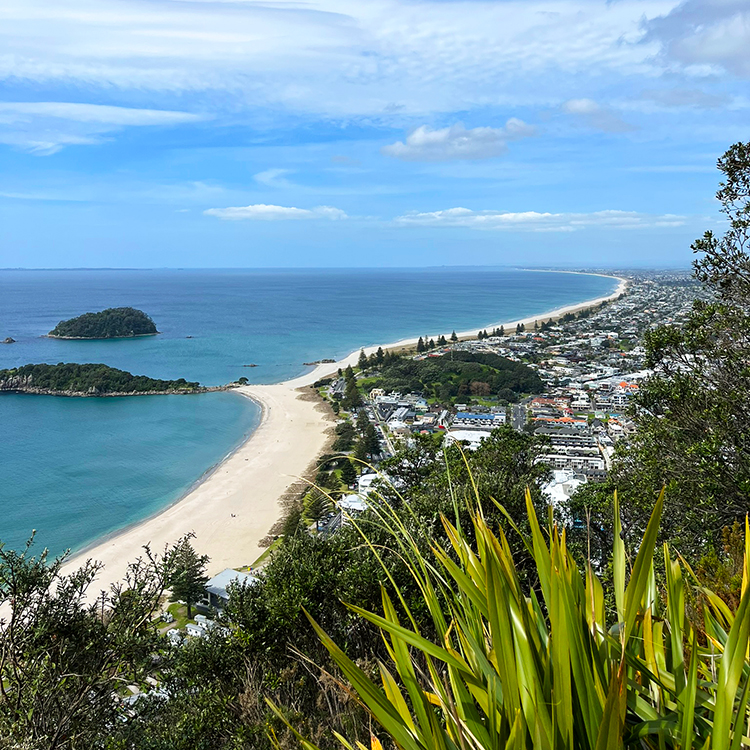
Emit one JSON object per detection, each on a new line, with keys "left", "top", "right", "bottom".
{"left": 48, "top": 307, "right": 159, "bottom": 339}
{"left": 0, "top": 363, "right": 205, "bottom": 397}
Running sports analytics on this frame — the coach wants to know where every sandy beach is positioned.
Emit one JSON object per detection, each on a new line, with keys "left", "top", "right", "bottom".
{"left": 62, "top": 272, "right": 627, "bottom": 592}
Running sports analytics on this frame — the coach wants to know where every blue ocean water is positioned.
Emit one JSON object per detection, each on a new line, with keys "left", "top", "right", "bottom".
{"left": 0, "top": 268, "right": 616, "bottom": 556}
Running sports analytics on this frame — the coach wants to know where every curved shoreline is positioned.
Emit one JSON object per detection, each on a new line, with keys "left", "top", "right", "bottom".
{"left": 62, "top": 271, "right": 627, "bottom": 590}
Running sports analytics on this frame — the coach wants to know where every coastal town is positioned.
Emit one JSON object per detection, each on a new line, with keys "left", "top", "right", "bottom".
{"left": 316, "top": 269, "right": 698, "bottom": 522}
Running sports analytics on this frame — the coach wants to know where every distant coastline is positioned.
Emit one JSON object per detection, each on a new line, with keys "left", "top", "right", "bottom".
{"left": 63, "top": 269, "right": 626, "bottom": 592}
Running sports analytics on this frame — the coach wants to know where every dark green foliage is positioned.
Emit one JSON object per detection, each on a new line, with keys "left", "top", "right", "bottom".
{"left": 303, "top": 491, "right": 333, "bottom": 531}
{"left": 416, "top": 336, "right": 425, "bottom": 353}
{"left": 332, "top": 421, "right": 355, "bottom": 451}
{"left": 237, "top": 376, "right": 249, "bottom": 385}
{"left": 340, "top": 378, "right": 362, "bottom": 410}
{"left": 595, "top": 142, "right": 750, "bottom": 560}
{"left": 0, "top": 536, "right": 172, "bottom": 750}
{"left": 355, "top": 408, "right": 369, "bottom": 434}
{"left": 366, "top": 350, "right": 542, "bottom": 403}
{"left": 450, "top": 330, "right": 457, "bottom": 342}
{"left": 363, "top": 423, "right": 380, "bottom": 457}
{"left": 0, "top": 363, "right": 200, "bottom": 395}
{"left": 49, "top": 307, "right": 157, "bottom": 339}
{"left": 339, "top": 458, "right": 357, "bottom": 486}
{"left": 169, "top": 536, "right": 209, "bottom": 620}
{"left": 357, "top": 349, "right": 367, "bottom": 370}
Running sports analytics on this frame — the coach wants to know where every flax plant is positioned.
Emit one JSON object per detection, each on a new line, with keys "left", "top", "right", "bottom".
{"left": 270, "top": 482, "right": 750, "bottom": 749}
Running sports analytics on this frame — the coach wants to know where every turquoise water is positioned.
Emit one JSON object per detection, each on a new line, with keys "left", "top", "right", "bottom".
{"left": 0, "top": 268, "right": 616, "bottom": 556}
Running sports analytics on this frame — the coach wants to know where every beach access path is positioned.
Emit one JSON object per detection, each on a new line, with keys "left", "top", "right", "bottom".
{"left": 62, "top": 273, "right": 627, "bottom": 593}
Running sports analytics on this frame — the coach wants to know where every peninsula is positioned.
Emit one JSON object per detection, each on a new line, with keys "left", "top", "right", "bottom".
{"left": 0, "top": 363, "right": 203, "bottom": 397}
{"left": 48, "top": 307, "right": 158, "bottom": 339}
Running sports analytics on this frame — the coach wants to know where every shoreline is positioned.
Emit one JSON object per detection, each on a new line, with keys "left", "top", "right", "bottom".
{"left": 61, "top": 271, "right": 627, "bottom": 590}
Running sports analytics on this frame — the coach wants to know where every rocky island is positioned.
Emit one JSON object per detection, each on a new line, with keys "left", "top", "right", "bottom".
{"left": 0, "top": 363, "right": 208, "bottom": 397}
{"left": 48, "top": 307, "right": 159, "bottom": 339}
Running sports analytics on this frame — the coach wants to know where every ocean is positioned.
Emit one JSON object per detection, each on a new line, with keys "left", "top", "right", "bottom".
{"left": 0, "top": 268, "right": 616, "bottom": 556}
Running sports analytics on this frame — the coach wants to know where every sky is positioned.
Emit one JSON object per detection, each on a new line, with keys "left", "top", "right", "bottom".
{"left": 0, "top": 0, "right": 747, "bottom": 269}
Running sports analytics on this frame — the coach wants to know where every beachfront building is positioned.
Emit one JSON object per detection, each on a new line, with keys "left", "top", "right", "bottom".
{"left": 200, "top": 568, "right": 258, "bottom": 611}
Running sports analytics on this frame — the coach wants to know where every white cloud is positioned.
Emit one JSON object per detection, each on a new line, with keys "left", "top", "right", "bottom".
{"left": 643, "top": 0, "right": 750, "bottom": 78}
{"left": 253, "top": 168, "right": 294, "bottom": 188}
{"left": 382, "top": 120, "right": 535, "bottom": 161}
{"left": 0, "top": 0, "right": 678, "bottom": 119}
{"left": 204, "top": 204, "right": 347, "bottom": 221}
{"left": 561, "top": 99, "right": 634, "bottom": 132}
{"left": 394, "top": 207, "right": 686, "bottom": 232}
{"left": 0, "top": 102, "right": 207, "bottom": 125}
{"left": 0, "top": 101, "right": 209, "bottom": 154}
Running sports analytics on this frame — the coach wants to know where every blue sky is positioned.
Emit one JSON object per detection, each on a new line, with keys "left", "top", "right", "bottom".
{"left": 0, "top": 0, "right": 747, "bottom": 268}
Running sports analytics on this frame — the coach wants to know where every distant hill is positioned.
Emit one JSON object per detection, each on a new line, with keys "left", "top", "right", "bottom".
{"left": 369, "top": 350, "right": 543, "bottom": 403}
{"left": 48, "top": 307, "right": 158, "bottom": 339}
{"left": 0, "top": 363, "right": 201, "bottom": 397}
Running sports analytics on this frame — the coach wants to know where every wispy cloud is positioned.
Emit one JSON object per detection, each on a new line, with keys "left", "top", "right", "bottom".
{"left": 0, "top": 101, "right": 209, "bottom": 154}
{"left": 382, "top": 120, "right": 535, "bottom": 162}
{"left": 253, "top": 168, "right": 294, "bottom": 188}
{"left": 0, "top": 102, "right": 207, "bottom": 125}
{"left": 394, "top": 207, "right": 686, "bottom": 232}
{"left": 204, "top": 204, "right": 347, "bottom": 221}
{"left": 561, "top": 99, "right": 634, "bottom": 133}
{"left": 640, "top": 88, "right": 729, "bottom": 109}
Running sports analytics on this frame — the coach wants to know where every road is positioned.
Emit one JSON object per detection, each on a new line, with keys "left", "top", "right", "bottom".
{"left": 511, "top": 403, "right": 527, "bottom": 431}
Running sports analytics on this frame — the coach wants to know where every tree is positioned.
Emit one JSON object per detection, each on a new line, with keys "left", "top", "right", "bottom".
{"left": 450, "top": 330, "right": 458, "bottom": 342}
{"left": 356, "top": 408, "right": 369, "bottom": 433}
{"left": 344, "top": 364, "right": 355, "bottom": 381}
{"left": 353, "top": 438, "right": 369, "bottom": 464}
{"left": 340, "top": 458, "right": 357, "bottom": 486}
{"left": 237, "top": 376, "right": 249, "bottom": 385}
{"left": 375, "top": 347, "right": 385, "bottom": 365}
{"left": 593, "top": 142, "right": 750, "bottom": 560}
{"left": 169, "top": 535, "right": 209, "bottom": 619}
{"left": 438, "top": 335, "right": 447, "bottom": 346}
{"left": 304, "top": 490, "right": 332, "bottom": 532}
{"left": 364, "top": 423, "right": 380, "bottom": 457}
{"left": 416, "top": 336, "right": 425, "bottom": 353}
{"left": 499, "top": 325, "right": 505, "bottom": 336}
{"left": 0, "top": 535, "right": 172, "bottom": 749}
{"left": 342, "top": 378, "right": 362, "bottom": 410}
{"left": 357, "top": 349, "right": 368, "bottom": 370}
{"left": 428, "top": 338, "right": 435, "bottom": 349}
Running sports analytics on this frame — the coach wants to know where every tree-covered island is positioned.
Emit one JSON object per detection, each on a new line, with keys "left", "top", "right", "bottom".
{"left": 48, "top": 307, "right": 159, "bottom": 339}
{"left": 0, "top": 363, "right": 203, "bottom": 396}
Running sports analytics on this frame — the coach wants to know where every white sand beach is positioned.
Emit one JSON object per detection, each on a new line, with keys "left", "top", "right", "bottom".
{"left": 62, "top": 273, "right": 627, "bottom": 592}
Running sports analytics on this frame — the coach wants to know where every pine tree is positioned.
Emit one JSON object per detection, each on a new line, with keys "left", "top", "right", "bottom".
{"left": 438, "top": 335, "right": 447, "bottom": 346}
{"left": 428, "top": 338, "right": 435, "bottom": 349}
{"left": 356, "top": 409, "right": 369, "bottom": 434}
{"left": 364, "top": 423, "right": 380, "bottom": 457}
{"left": 450, "top": 330, "right": 458, "bottom": 342}
{"left": 534, "top": 320, "right": 539, "bottom": 331}
{"left": 353, "top": 438, "right": 369, "bottom": 464}
{"left": 416, "top": 337, "right": 425, "bottom": 353}
{"left": 169, "top": 536, "right": 209, "bottom": 619}
{"left": 340, "top": 459, "right": 357, "bottom": 486}
{"left": 358, "top": 349, "right": 368, "bottom": 370}
{"left": 344, "top": 365, "right": 355, "bottom": 381}
{"left": 342, "top": 378, "right": 362, "bottom": 410}
{"left": 375, "top": 347, "right": 385, "bottom": 365}
{"left": 304, "top": 491, "right": 332, "bottom": 533}
{"left": 499, "top": 326, "right": 505, "bottom": 336}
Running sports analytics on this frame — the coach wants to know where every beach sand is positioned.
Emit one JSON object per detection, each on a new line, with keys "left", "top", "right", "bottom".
{"left": 61, "top": 273, "right": 627, "bottom": 592}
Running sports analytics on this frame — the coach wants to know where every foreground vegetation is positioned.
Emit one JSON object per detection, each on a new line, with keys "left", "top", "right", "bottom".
{"left": 0, "top": 362, "right": 201, "bottom": 395}
{"left": 48, "top": 307, "right": 158, "bottom": 339}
